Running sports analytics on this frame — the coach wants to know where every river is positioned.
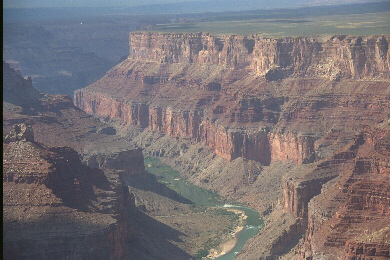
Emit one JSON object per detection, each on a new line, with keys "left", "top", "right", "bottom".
{"left": 144, "top": 157, "right": 263, "bottom": 260}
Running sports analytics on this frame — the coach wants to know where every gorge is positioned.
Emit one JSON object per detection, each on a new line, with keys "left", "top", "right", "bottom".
{"left": 73, "top": 31, "right": 390, "bottom": 259}
{"left": 3, "top": 61, "right": 242, "bottom": 259}
{"left": 75, "top": 33, "right": 389, "bottom": 164}
{"left": 3, "top": 2, "right": 390, "bottom": 257}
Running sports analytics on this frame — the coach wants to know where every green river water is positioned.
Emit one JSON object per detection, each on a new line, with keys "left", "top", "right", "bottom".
{"left": 144, "top": 157, "right": 263, "bottom": 260}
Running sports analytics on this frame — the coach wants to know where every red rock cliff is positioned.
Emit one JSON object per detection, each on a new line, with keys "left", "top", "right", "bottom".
{"left": 129, "top": 32, "right": 390, "bottom": 80}
{"left": 297, "top": 127, "right": 390, "bottom": 260}
{"left": 3, "top": 62, "right": 143, "bottom": 259}
{"left": 75, "top": 32, "right": 389, "bottom": 166}
{"left": 74, "top": 32, "right": 390, "bottom": 259}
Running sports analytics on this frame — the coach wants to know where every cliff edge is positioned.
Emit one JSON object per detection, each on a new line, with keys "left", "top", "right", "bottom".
{"left": 74, "top": 32, "right": 390, "bottom": 259}
{"left": 3, "top": 62, "right": 145, "bottom": 259}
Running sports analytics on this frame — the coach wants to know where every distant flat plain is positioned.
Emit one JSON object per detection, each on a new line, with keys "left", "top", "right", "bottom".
{"left": 145, "top": 5, "right": 390, "bottom": 36}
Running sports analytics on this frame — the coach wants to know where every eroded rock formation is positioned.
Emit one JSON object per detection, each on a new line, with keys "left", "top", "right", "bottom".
{"left": 297, "top": 126, "right": 390, "bottom": 260}
{"left": 3, "top": 125, "right": 133, "bottom": 259}
{"left": 127, "top": 32, "right": 390, "bottom": 80}
{"left": 3, "top": 62, "right": 145, "bottom": 259}
{"left": 75, "top": 32, "right": 389, "bottom": 165}
{"left": 4, "top": 123, "right": 34, "bottom": 143}
{"left": 74, "top": 32, "right": 389, "bottom": 259}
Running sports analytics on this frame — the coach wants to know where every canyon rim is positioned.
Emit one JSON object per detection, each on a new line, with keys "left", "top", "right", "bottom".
{"left": 3, "top": 2, "right": 390, "bottom": 260}
{"left": 75, "top": 31, "right": 390, "bottom": 259}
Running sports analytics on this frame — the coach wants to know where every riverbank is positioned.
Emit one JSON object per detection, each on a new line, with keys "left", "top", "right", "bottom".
{"left": 125, "top": 172, "right": 238, "bottom": 259}
{"left": 206, "top": 208, "right": 247, "bottom": 259}
{"left": 143, "top": 157, "right": 263, "bottom": 260}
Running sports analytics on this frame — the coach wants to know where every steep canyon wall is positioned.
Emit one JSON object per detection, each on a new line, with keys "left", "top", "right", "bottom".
{"left": 3, "top": 62, "right": 146, "bottom": 259}
{"left": 3, "top": 126, "right": 133, "bottom": 259}
{"left": 75, "top": 32, "right": 389, "bottom": 165}
{"left": 128, "top": 32, "right": 390, "bottom": 80}
{"left": 74, "top": 32, "right": 389, "bottom": 259}
{"left": 298, "top": 127, "right": 390, "bottom": 260}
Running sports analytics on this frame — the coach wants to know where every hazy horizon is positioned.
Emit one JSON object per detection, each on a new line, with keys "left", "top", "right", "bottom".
{"left": 4, "top": 0, "right": 386, "bottom": 9}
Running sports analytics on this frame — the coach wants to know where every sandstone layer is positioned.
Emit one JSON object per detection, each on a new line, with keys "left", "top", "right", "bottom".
{"left": 297, "top": 125, "right": 390, "bottom": 260}
{"left": 3, "top": 62, "right": 145, "bottom": 259}
{"left": 75, "top": 32, "right": 390, "bottom": 259}
{"left": 3, "top": 61, "right": 246, "bottom": 260}
{"left": 3, "top": 124, "right": 135, "bottom": 259}
{"left": 76, "top": 32, "right": 389, "bottom": 165}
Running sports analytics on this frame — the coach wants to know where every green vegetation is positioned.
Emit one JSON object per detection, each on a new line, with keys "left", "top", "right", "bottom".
{"left": 194, "top": 248, "right": 210, "bottom": 260}
{"left": 195, "top": 237, "right": 220, "bottom": 260}
{"left": 194, "top": 234, "right": 227, "bottom": 259}
{"left": 145, "top": 6, "right": 389, "bottom": 36}
{"left": 192, "top": 208, "right": 242, "bottom": 259}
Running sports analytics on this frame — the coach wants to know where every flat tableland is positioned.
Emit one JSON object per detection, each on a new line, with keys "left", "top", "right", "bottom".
{"left": 145, "top": 2, "right": 390, "bottom": 36}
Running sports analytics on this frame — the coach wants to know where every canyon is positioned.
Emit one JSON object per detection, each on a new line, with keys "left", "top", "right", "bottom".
{"left": 3, "top": 24, "right": 116, "bottom": 97}
{"left": 3, "top": 124, "right": 133, "bottom": 259}
{"left": 76, "top": 33, "right": 389, "bottom": 164}
{"left": 74, "top": 31, "right": 390, "bottom": 259}
{"left": 3, "top": 61, "right": 142, "bottom": 259}
{"left": 3, "top": 61, "right": 239, "bottom": 259}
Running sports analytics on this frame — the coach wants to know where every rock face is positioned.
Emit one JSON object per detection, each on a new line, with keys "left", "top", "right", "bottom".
{"left": 74, "top": 32, "right": 389, "bottom": 259}
{"left": 128, "top": 32, "right": 390, "bottom": 80}
{"left": 297, "top": 127, "right": 390, "bottom": 260}
{"left": 75, "top": 32, "right": 389, "bottom": 165}
{"left": 4, "top": 123, "right": 34, "bottom": 143}
{"left": 3, "top": 62, "right": 145, "bottom": 259}
{"left": 84, "top": 148, "right": 145, "bottom": 176}
{"left": 3, "top": 125, "right": 132, "bottom": 259}
{"left": 3, "top": 61, "right": 33, "bottom": 91}
{"left": 3, "top": 61, "right": 145, "bottom": 173}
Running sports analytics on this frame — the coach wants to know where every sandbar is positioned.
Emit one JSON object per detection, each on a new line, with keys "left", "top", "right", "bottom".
{"left": 206, "top": 208, "right": 247, "bottom": 259}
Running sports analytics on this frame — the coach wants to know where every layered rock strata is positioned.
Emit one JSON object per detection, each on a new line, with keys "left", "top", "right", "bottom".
{"left": 128, "top": 32, "right": 390, "bottom": 80}
{"left": 297, "top": 126, "right": 390, "bottom": 260}
{"left": 3, "top": 61, "right": 145, "bottom": 174}
{"left": 75, "top": 32, "right": 389, "bottom": 165}
{"left": 84, "top": 148, "right": 145, "bottom": 176}
{"left": 74, "top": 32, "right": 390, "bottom": 259}
{"left": 3, "top": 62, "right": 145, "bottom": 259}
{"left": 3, "top": 125, "right": 133, "bottom": 259}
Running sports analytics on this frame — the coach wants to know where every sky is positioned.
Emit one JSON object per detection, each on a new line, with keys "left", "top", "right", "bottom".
{"left": 3, "top": 0, "right": 383, "bottom": 9}
{"left": 4, "top": 0, "right": 202, "bottom": 8}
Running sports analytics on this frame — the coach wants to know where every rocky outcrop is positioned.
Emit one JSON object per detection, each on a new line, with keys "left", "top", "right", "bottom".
{"left": 253, "top": 35, "right": 390, "bottom": 81}
{"left": 2, "top": 125, "right": 132, "bottom": 259}
{"left": 3, "top": 63, "right": 145, "bottom": 259}
{"left": 129, "top": 32, "right": 254, "bottom": 67}
{"left": 297, "top": 127, "right": 390, "bottom": 260}
{"left": 75, "top": 32, "right": 389, "bottom": 166}
{"left": 75, "top": 91, "right": 274, "bottom": 163}
{"left": 3, "top": 61, "right": 33, "bottom": 91}
{"left": 235, "top": 124, "right": 389, "bottom": 260}
{"left": 4, "top": 123, "right": 34, "bottom": 143}
{"left": 74, "top": 32, "right": 390, "bottom": 259}
{"left": 84, "top": 148, "right": 146, "bottom": 176}
{"left": 345, "top": 241, "right": 390, "bottom": 260}
{"left": 129, "top": 32, "right": 390, "bottom": 80}
{"left": 270, "top": 131, "right": 315, "bottom": 164}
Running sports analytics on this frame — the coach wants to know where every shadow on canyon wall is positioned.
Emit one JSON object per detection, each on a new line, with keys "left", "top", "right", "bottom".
{"left": 46, "top": 150, "right": 114, "bottom": 213}
{"left": 127, "top": 206, "right": 192, "bottom": 260}
{"left": 126, "top": 172, "right": 193, "bottom": 205}
{"left": 3, "top": 214, "right": 118, "bottom": 259}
